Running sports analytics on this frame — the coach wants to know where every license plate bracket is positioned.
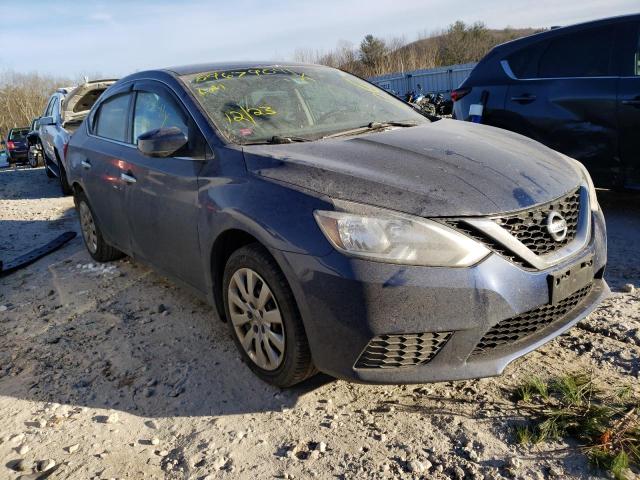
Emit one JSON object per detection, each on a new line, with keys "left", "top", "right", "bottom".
{"left": 548, "top": 255, "right": 594, "bottom": 305}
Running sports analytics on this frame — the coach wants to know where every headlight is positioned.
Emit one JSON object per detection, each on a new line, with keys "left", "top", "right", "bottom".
{"left": 314, "top": 203, "right": 490, "bottom": 267}
{"left": 570, "top": 158, "right": 599, "bottom": 212}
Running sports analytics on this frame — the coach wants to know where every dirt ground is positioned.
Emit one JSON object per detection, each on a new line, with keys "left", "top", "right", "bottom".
{"left": 0, "top": 166, "right": 639, "bottom": 480}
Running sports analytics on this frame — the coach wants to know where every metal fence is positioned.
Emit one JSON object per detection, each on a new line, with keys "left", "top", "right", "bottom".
{"left": 368, "top": 63, "right": 476, "bottom": 97}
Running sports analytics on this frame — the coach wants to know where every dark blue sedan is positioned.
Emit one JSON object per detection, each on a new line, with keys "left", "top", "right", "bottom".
{"left": 66, "top": 62, "right": 608, "bottom": 386}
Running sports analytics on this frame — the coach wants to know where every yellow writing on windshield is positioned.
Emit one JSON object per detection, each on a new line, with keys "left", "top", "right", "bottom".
{"left": 194, "top": 68, "right": 314, "bottom": 84}
{"left": 224, "top": 105, "right": 277, "bottom": 124}
{"left": 196, "top": 83, "right": 226, "bottom": 97}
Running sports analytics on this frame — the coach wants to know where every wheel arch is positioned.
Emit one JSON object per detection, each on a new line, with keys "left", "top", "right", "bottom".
{"left": 210, "top": 229, "right": 262, "bottom": 321}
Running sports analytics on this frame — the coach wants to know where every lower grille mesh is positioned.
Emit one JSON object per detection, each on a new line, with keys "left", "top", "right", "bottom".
{"left": 472, "top": 284, "right": 593, "bottom": 355}
{"left": 354, "top": 332, "right": 451, "bottom": 369}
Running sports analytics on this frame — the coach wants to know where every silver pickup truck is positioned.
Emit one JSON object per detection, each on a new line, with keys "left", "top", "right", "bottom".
{"left": 38, "top": 80, "right": 116, "bottom": 194}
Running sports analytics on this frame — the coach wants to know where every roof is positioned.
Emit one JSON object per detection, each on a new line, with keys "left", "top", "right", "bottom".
{"left": 163, "top": 61, "right": 321, "bottom": 76}
{"left": 493, "top": 12, "right": 640, "bottom": 51}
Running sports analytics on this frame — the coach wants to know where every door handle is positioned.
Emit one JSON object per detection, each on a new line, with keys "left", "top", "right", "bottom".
{"left": 81, "top": 159, "right": 92, "bottom": 170}
{"left": 510, "top": 94, "right": 536, "bottom": 103}
{"left": 120, "top": 172, "right": 137, "bottom": 184}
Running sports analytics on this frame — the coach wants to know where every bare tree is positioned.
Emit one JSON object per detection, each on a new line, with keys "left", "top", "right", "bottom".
{"left": 0, "top": 70, "right": 105, "bottom": 141}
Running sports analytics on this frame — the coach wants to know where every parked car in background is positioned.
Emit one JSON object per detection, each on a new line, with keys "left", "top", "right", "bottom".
{"left": 26, "top": 117, "right": 43, "bottom": 168}
{"left": 452, "top": 14, "right": 640, "bottom": 189}
{"left": 67, "top": 62, "right": 607, "bottom": 387}
{"left": 38, "top": 79, "right": 116, "bottom": 193}
{"left": 1, "top": 127, "right": 30, "bottom": 166}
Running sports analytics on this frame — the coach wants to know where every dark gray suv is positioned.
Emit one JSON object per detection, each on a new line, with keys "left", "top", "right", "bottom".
{"left": 67, "top": 63, "right": 608, "bottom": 387}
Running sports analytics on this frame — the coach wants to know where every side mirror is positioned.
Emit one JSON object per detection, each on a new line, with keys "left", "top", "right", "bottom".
{"left": 37, "top": 116, "right": 55, "bottom": 127}
{"left": 137, "top": 127, "right": 188, "bottom": 157}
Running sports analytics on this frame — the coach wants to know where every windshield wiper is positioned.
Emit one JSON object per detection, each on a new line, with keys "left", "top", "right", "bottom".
{"left": 322, "top": 121, "right": 419, "bottom": 139}
{"left": 269, "top": 135, "right": 312, "bottom": 144}
{"left": 243, "top": 135, "right": 313, "bottom": 145}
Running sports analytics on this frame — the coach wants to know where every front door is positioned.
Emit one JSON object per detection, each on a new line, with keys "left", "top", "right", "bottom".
{"left": 122, "top": 82, "right": 208, "bottom": 289}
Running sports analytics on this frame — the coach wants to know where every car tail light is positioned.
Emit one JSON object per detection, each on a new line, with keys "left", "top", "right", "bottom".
{"left": 63, "top": 142, "right": 69, "bottom": 159}
{"left": 7, "top": 141, "right": 15, "bottom": 150}
{"left": 451, "top": 87, "right": 471, "bottom": 102}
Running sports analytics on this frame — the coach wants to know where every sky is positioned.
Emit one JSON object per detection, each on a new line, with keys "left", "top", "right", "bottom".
{"left": 1, "top": 0, "right": 638, "bottom": 78}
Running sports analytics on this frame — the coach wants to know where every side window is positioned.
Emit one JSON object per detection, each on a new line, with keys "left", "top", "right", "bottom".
{"left": 538, "top": 27, "right": 614, "bottom": 78}
{"left": 617, "top": 22, "right": 640, "bottom": 76}
{"left": 133, "top": 91, "right": 188, "bottom": 142}
{"left": 506, "top": 42, "right": 548, "bottom": 79}
{"left": 51, "top": 97, "right": 60, "bottom": 120}
{"left": 95, "top": 93, "right": 132, "bottom": 142}
{"left": 44, "top": 97, "right": 55, "bottom": 117}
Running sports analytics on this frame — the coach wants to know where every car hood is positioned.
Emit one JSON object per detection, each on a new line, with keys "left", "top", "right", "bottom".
{"left": 242, "top": 119, "right": 582, "bottom": 217}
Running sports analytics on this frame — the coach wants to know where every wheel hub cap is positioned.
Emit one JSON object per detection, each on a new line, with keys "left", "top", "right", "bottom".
{"left": 228, "top": 268, "right": 285, "bottom": 371}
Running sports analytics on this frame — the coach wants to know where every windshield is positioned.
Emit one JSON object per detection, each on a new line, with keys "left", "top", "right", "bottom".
{"left": 181, "top": 65, "right": 428, "bottom": 144}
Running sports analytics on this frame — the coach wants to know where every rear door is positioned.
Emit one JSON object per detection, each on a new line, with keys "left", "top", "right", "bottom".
{"left": 80, "top": 88, "right": 135, "bottom": 253}
{"left": 615, "top": 20, "right": 640, "bottom": 187}
{"left": 122, "top": 81, "right": 208, "bottom": 289}
{"left": 505, "top": 25, "right": 618, "bottom": 186}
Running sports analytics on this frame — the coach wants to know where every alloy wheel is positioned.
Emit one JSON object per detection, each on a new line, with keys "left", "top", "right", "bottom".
{"left": 79, "top": 201, "right": 98, "bottom": 254}
{"left": 227, "top": 268, "right": 285, "bottom": 371}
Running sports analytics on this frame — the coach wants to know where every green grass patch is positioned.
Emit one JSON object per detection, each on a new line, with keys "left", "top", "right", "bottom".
{"left": 513, "top": 373, "right": 639, "bottom": 480}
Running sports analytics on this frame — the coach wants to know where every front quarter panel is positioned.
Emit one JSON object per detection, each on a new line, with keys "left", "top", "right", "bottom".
{"left": 198, "top": 147, "right": 334, "bottom": 257}
{"left": 197, "top": 146, "right": 335, "bottom": 301}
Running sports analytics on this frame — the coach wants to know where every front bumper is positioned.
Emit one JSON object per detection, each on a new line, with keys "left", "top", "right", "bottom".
{"left": 273, "top": 209, "right": 608, "bottom": 384}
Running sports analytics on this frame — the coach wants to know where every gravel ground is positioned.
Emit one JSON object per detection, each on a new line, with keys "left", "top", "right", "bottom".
{"left": 0, "top": 166, "right": 639, "bottom": 480}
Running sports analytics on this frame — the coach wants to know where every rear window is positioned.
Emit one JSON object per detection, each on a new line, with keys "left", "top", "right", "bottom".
{"left": 9, "top": 129, "right": 28, "bottom": 140}
{"left": 507, "top": 42, "right": 547, "bottom": 79}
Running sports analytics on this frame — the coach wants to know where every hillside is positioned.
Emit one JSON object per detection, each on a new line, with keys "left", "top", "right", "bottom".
{"left": 296, "top": 21, "right": 544, "bottom": 78}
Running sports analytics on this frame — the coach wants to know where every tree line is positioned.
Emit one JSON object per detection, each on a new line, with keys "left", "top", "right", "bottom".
{"left": 0, "top": 71, "right": 75, "bottom": 141}
{"left": 294, "top": 21, "right": 542, "bottom": 78}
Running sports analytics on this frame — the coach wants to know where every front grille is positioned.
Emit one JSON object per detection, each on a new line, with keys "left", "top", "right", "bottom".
{"left": 447, "top": 221, "right": 535, "bottom": 269}
{"left": 493, "top": 188, "right": 581, "bottom": 256}
{"left": 471, "top": 284, "right": 592, "bottom": 356}
{"left": 354, "top": 332, "right": 451, "bottom": 369}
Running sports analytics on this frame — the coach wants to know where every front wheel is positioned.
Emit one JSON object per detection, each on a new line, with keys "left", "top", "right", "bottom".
{"left": 28, "top": 148, "right": 42, "bottom": 168}
{"left": 76, "top": 192, "right": 124, "bottom": 262}
{"left": 222, "top": 244, "right": 316, "bottom": 387}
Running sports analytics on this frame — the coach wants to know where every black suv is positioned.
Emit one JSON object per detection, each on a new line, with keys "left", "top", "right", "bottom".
{"left": 2, "top": 127, "right": 30, "bottom": 165}
{"left": 452, "top": 14, "right": 640, "bottom": 189}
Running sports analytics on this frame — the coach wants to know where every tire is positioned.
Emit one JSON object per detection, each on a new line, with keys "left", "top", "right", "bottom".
{"left": 222, "top": 243, "right": 316, "bottom": 387}
{"left": 29, "top": 145, "right": 43, "bottom": 168}
{"left": 75, "top": 191, "right": 124, "bottom": 262}
{"left": 44, "top": 155, "right": 55, "bottom": 178}
{"left": 58, "top": 159, "right": 72, "bottom": 196}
